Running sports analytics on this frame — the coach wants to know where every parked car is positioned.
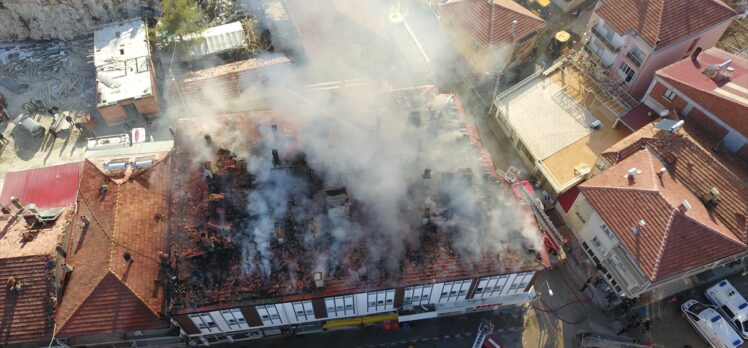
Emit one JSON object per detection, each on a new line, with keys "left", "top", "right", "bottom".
{"left": 682, "top": 299, "right": 744, "bottom": 348}
{"left": 14, "top": 113, "right": 45, "bottom": 137}
{"left": 706, "top": 279, "right": 748, "bottom": 339}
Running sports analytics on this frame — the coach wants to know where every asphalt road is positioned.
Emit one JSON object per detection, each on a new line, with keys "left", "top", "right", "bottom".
{"left": 214, "top": 308, "right": 524, "bottom": 348}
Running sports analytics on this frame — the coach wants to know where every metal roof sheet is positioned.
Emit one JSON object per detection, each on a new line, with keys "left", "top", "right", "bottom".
{"left": 0, "top": 162, "right": 83, "bottom": 208}
{"left": 185, "top": 21, "right": 246, "bottom": 59}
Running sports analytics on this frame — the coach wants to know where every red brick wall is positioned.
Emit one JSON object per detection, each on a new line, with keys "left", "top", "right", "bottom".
{"left": 687, "top": 108, "right": 729, "bottom": 140}
{"left": 649, "top": 81, "right": 693, "bottom": 115}
{"left": 648, "top": 81, "right": 729, "bottom": 140}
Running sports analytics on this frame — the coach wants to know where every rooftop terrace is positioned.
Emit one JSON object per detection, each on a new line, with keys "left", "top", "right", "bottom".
{"left": 495, "top": 67, "right": 631, "bottom": 194}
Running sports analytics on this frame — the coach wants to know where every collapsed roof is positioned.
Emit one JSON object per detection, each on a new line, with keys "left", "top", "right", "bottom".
{"left": 169, "top": 86, "right": 548, "bottom": 313}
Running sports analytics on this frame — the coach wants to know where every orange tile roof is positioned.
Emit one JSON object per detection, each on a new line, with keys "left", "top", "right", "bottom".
{"left": 0, "top": 256, "right": 55, "bottom": 345}
{"left": 602, "top": 125, "right": 748, "bottom": 240}
{"left": 56, "top": 157, "right": 170, "bottom": 336}
{"left": 586, "top": 145, "right": 748, "bottom": 281}
{"left": 656, "top": 48, "right": 748, "bottom": 136}
{"left": 440, "top": 0, "right": 546, "bottom": 49}
{"left": 595, "top": 0, "right": 735, "bottom": 49}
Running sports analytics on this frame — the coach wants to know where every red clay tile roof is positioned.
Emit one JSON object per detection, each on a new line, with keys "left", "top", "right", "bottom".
{"left": 440, "top": 0, "right": 545, "bottom": 49}
{"left": 0, "top": 255, "right": 55, "bottom": 345}
{"left": 175, "top": 55, "right": 292, "bottom": 107}
{"left": 601, "top": 125, "right": 748, "bottom": 242}
{"left": 580, "top": 149, "right": 746, "bottom": 282}
{"left": 0, "top": 162, "right": 83, "bottom": 209}
{"left": 56, "top": 157, "right": 170, "bottom": 336}
{"left": 595, "top": 0, "right": 735, "bottom": 49}
{"left": 56, "top": 273, "right": 166, "bottom": 336}
{"left": 656, "top": 48, "right": 748, "bottom": 136}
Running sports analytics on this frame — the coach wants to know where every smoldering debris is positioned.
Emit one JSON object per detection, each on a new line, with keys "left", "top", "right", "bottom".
{"left": 171, "top": 87, "right": 544, "bottom": 306}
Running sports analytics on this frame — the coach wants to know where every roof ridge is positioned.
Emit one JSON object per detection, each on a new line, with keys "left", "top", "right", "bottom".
{"left": 681, "top": 209, "right": 747, "bottom": 246}
{"left": 652, "top": 0, "right": 667, "bottom": 48}
{"left": 108, "top": 183, "right": 121, "bottom": 269}
{"left": 650, "top": 206, "right": 677, "bottom": 281}
{"left": 109, "top": 271, "right": 161, "bottom": 318}
{"left": 55, "top": 271, "right": 108, "bottom": 334}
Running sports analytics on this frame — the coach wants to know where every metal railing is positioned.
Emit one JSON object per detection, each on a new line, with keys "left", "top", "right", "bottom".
{"left": 583, "top": 42, "right": 613, "bottom": 69}
{"left": 590, "top": 25, "right": 621, "bottom": 52}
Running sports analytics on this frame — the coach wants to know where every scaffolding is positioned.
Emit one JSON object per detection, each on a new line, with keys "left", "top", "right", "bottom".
{"left": 557, "top": 49, "right": 639, "bottom": 118}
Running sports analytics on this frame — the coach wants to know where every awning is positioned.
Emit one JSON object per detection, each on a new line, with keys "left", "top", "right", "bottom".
{"left": 323, "top": 312, "right": 398, "bottom": 329}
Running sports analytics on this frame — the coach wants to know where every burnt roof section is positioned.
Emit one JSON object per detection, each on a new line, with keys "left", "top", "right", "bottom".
{"left": 169, "top": 88, "right": 547, "bottom": 314}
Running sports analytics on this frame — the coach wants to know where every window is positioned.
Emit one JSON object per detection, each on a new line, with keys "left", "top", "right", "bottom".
{"left": 367, "top": 290, "right": 395, "bottom": 313}
{"left": 663, "top": 88, "right": 676, "bottom": 102}
{"left": 325, "top": 295, "right": 355, "bottom": 318}
{"left": 723, "top": 305, "right": 735, "bottom": 319}
{"left": 405, "top": 285, "right": 433, "bottom": 306}
{"left": 592, "top": 235, "right": 602, "bottom": 248}
{"left": 600, "top": 224, "right": 615, "bottom": 240}
{"left": 291, "top": 301, "right": 315, "bottom": 322}
{"left": 218, "top": 308, "right": 249, "bottom": 331}
{"left": 256, "top": 305, "right": 283, "bottom": 326}
{"left": 618, "top": 62, "right": 635, "bottom": 83}
{"left": 189, "top": 313, "right": 222, "bottom": 334}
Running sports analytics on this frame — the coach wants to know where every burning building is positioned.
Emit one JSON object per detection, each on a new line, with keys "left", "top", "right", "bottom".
{"left": 167, "top": 86, "right": 553, "bottom": 344}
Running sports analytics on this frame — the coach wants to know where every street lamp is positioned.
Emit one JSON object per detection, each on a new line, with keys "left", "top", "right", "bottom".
{"left": 545, "top": 279, "right": 554, "bottom": 296}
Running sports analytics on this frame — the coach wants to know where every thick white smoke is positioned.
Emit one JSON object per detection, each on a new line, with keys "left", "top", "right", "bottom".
{"left": 172, "top": 0, "right": 544, "bottom": 287}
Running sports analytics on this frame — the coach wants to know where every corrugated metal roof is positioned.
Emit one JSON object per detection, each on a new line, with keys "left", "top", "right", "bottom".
{"left": 185, "top": 21, "right": 246, "bottom": 59}
{"left": 0, "top": 162, "right": 83, "bottom": 208}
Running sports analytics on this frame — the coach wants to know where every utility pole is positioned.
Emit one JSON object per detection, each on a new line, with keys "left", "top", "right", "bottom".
{"left": 472, "top": 320, "right": 495, "bottom": 348}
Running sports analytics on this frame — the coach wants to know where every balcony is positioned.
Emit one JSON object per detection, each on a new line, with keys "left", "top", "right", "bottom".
{"left": 590, "top": 25, "right": 621, "bottom": 53}
{"left": 625, "top": 51, "right": 644, "bottom": 67}
{"left": 584, "top": 42, "right": 613, "bottom": 68}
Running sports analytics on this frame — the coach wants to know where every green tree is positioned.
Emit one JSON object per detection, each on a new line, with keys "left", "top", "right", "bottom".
{"left": 149, "top": 0, "right": 207, "bottom": 52}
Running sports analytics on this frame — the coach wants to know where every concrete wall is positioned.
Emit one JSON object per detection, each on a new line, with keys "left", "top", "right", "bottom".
{"left": 0, "top": 0, "right": 155, "bottom": 42}
{"left": 626, "top": 19, "right": 732, "bottom": 98}
{"left": 587, "top": 11, "right": 732, "bottom": 98}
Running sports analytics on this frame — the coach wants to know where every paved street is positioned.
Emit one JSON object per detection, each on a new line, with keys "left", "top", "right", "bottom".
{"left": 215, "top": 309, "right": 523, "bottom": 348}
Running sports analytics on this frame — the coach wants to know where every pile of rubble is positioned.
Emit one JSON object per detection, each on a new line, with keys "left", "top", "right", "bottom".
{"left": 0, "top": 38, "right": 96, "bottom": 115}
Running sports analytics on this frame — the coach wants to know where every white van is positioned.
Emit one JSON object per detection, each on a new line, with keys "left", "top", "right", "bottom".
{"left": 706, "top": 279, "right": 748, "bottom": 338}
{"left": 682, "top": 299, "right": 744, "bottom": 348}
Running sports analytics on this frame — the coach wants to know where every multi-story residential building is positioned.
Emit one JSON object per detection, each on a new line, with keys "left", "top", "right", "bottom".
{"left": 640, "top": 48, "right": 748, "bottom": 160}
{"left": 584, "top": 0, "right": 735, "bottom": 98}
{"left": 440, "top": 0, "right": 546, "bottom": 78}
{"left": 166, "top": 87, "right": 553, "bottom": 345}
{"left": 564, "top": 123, "right": 748, "bottom": 301}
{"left": 95, "top": 19, "right": 160, "bottom": 124}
